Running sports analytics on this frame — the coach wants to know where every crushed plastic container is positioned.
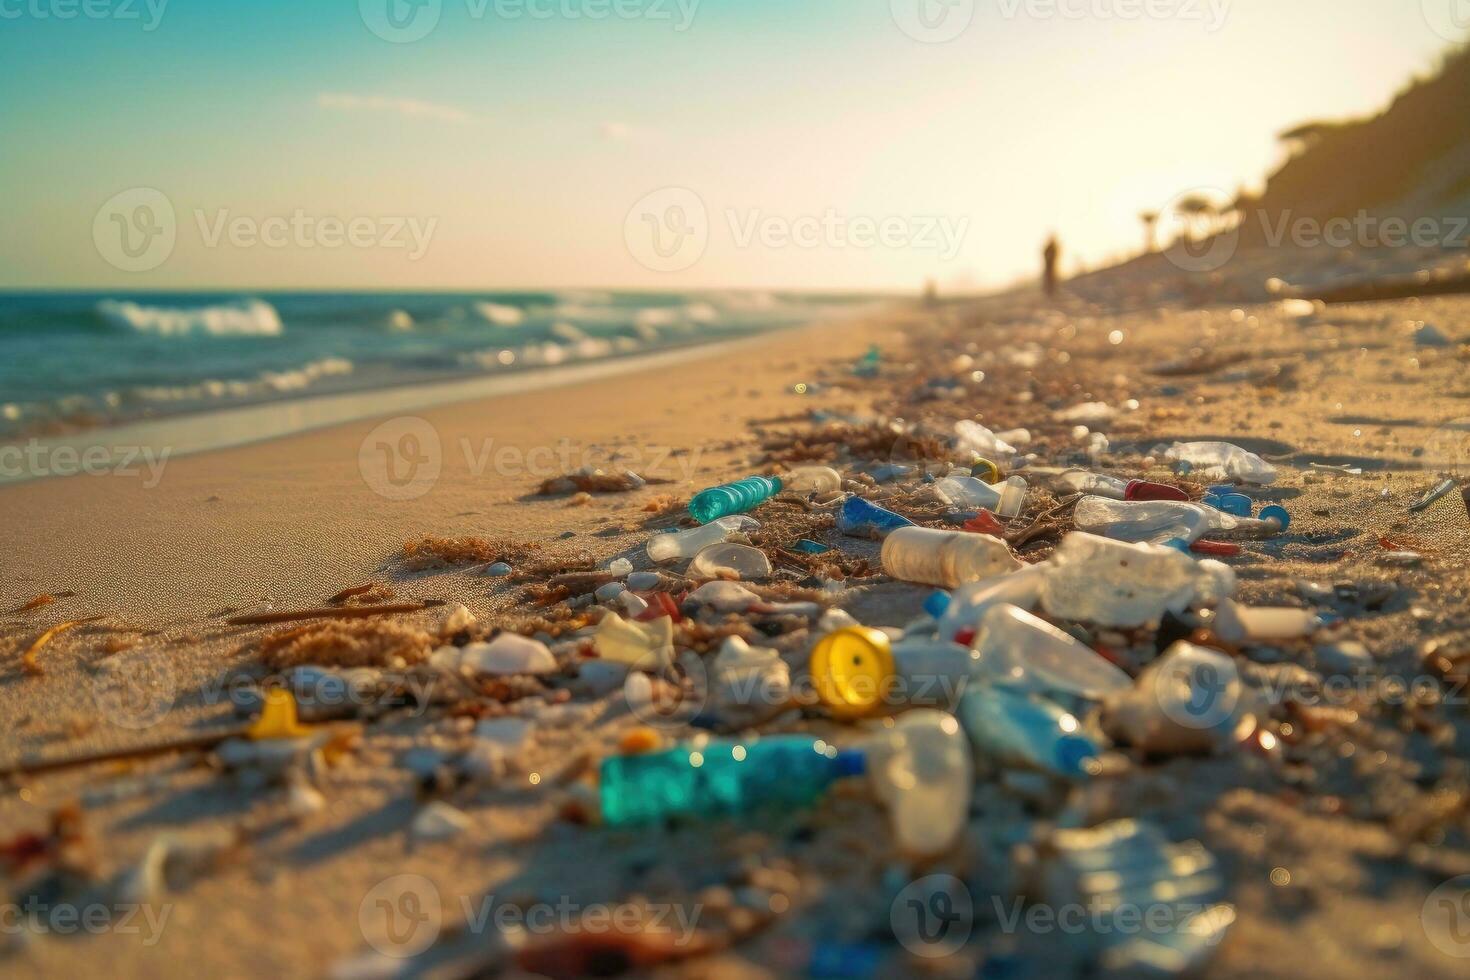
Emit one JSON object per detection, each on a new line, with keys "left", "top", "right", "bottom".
{"left": 972, "top": 603, "right": 1132, "bottom": 699}
{"left": 598, "top": 735, "right": 864, "bottom": 826}
{"left": 934, "top": 475, "right": 1003, "bottom": 510}
{"left": 882, "top": 526, "right": 1021, "bottom": 588}
{"left": 689, "top": 542, "right": 772, "bottom": 580}
{"left": 711, "top": 636, "right": 791, "bottom": 719}
{"left": 958, "top": 685, "right": 1099, "bottom": 777}
{"left": 1040, "top": 532, "right": 1233, "bottom": 628}
{"left": 1072, "top": 496, "right": 1237, "bottom": 546}
{"left": 781, "top": 465, "right": 842, "bottom": 494}
{"left": 837, "top": 495, "right": 915, "bottom": 537}
{"left": 867, "top": 710, "right": 972, "bottom": 858}
{"left": 593, "top": 611, "right": 674, "bottom": 669}
{"left": 689, "top": 476, "right": 782, "bottom": 524}
{"left": 1038, "top": 821, "right": 1233, "bottom": 974}
{"left": 646, "top": 515, "right": 760, "bottom": 563}
{"left": 1164, "top": 442, "right": 1277, "bottom": 485}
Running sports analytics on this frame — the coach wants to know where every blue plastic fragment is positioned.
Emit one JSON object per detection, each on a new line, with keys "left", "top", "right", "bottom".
{"left": 836, "top": 495, "right": 915, "bottom": 537}
{"left": 793, "top": 538, "right": 832, "bottom": 554}
{"left": 923, "top": 591, "right": 952, "bottom": 619}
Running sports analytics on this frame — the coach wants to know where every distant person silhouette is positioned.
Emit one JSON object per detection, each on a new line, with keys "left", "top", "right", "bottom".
{"left": 1042, "top": 235, "right": 1061, "bottom": 298}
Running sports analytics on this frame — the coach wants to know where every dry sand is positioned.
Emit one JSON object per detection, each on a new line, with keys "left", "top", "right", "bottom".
{"left": 2, "top": 291, "right": 1470, "bottom": 979}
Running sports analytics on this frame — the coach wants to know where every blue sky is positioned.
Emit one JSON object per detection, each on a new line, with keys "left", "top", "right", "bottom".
{"left": 0, "top": 0, "right": 1460, "bottom": 290}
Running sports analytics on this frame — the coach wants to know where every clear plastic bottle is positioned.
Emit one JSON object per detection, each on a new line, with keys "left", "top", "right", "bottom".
{"left": 1055, "top": 469, "right": 1129, "bottom": 499}
{"left": 1040, "top": 532, "right": 1230, "bottom": 628}
{"left": 972, "top": 603, "right": 1132, "bottom": 699}
{"left": 646, "top": 515, "right": 760, "bottom": 563}
{"left": 936, "top": 564, "right": 1050, "bottom": 640}
{"left": 599, "top": 735, "right": 865, "bottom": 826}
{"left": 781, "top": 465, "right": 843, "bottom": 494}
{"left": 1072, "top": 496, "right": 1236, "bottom": 546}
{"left": 867, "top": 710, "right": 973, "bottom": 858}
{"left": 933, "top": 475, "right": 1002, "bottom": 510}
{"left": 689, "top": 476, "right": 782, "bottom": 523}
{"left": 958, "top": 685, "right": 1098, "bottom": 777}
{"left": 882, "top": 526, "right": 1021, "bottom": 588}
{"left": 996, "top": 476, "right": 1028, "bottom": 519}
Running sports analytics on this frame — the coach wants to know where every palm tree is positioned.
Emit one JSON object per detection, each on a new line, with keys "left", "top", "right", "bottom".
{"left": 1139, "top": 211, "right": 1159, "bottom": 253}
{"left": 1176, "top": 194, "right": 1218, "bottom": 244}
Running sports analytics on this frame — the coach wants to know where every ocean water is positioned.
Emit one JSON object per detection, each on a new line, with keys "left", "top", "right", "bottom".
{"left": 0, "top": 290, "right": 878, "bottom": 438}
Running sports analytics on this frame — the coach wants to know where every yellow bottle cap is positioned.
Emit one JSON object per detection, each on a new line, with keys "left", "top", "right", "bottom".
{"left": 246, "top": 688, "right": 312, "bottom": 740}
{"left": 970, "top": 458, "right": 1002, "bottom": 484}
{"left": 810, "top": 626, "right": 895, "bottom": 719}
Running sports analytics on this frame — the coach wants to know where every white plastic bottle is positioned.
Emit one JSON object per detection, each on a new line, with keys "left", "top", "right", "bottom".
{"left": 646, "top": 515, "right": 760, "bottom": 563}
{"left": 882, "top": 526, "right": 1021, "bottom": 588}
{"left": 867, "top": 709, "right": 973, "bottom": 858}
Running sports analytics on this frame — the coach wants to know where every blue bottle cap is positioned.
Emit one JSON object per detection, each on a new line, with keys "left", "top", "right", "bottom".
{"left": 1055, "top": 736, "right": 1098, "bottom": 776}
{"left": 833, "top": 749, "right": 867, "bottom": 778}
{"left": 923, "top": 591, "right": 951, "bottom": 619}
{"left": 1259, "top": 505, "right": 1290, "bottom": 530}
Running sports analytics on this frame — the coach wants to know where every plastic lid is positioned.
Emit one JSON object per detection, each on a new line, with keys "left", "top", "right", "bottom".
{"left": 809, "top": 626, "right": 895, "bottom": 719}
{"left": 1259, "top": 505, "right": 1290, "bottom": 530}
{"left": 923, "top": 591, "right": 952, "bottom": 619}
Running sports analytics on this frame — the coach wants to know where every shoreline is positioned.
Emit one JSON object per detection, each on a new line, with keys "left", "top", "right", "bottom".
{"left": 0, "top": 326, "right": 858, "bottom": 487}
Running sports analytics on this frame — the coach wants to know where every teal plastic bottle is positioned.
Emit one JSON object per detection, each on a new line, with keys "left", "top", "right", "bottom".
{"left": 599, "top": 736, "right": 865, "bottom": 826}
{"left": 688, "top": 476, "right": 782, "bottom": 524}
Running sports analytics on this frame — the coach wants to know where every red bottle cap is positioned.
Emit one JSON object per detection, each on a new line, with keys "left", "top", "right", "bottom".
{"left": 1190, "top": 540, "right": 1242, "bottom": 557}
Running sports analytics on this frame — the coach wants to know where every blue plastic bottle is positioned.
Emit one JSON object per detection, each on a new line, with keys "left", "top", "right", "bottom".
{"left": 958, "top": 685, "right": 1098, "bottom": 778}
{"left": 836, "top": 495, "right": 915, "bottom": 537}
{"left": 599, "top": 736, "right": 864, "bottom": 826}
{"left": 688, "top": 476, "right": 782, "bottom": 524}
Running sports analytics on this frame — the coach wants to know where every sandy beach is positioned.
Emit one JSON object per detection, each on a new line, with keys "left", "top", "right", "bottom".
{"left": 3, "top": 286, "right": 1470, "bottom": 978}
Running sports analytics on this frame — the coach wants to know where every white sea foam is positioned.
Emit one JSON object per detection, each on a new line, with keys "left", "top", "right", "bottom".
{"left": 132, "top": 357, "right": 353, "bottom": 403}
{"left": 97, "top": 298, "right": 284, "bottom": 337}
{"left": 474, "top": 301, "right": 525, "bottom": 326}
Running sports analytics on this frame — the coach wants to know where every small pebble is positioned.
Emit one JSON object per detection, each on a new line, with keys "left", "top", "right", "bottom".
{"left": 627, "top": 571, "right": 661, "bottom": 591}
{"left": 487, "top": 562, "right": 512, "bottom": 577}
{"left": 595, "top": 582, "right": 626, "bottom": 602}
{"left": 607, "top": 557, "right": 634, "bottom": 576}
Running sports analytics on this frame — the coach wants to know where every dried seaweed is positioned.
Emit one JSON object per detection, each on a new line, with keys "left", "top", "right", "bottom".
{"left": 227, "top": 601, "right": 444, "bottom": 626}
{"left": 328, "top": 582, "right": 397, "bottom": 606}
{"left": 21, "top": 616, "right": 106, "bottom": 675}
{"left": 400, "top": 536, "right": 544, "bottom": 570}
{"left": 256, "top": 619, "right": 437, "bottom": 670}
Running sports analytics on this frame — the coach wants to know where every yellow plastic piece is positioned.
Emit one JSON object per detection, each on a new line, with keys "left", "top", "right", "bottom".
{"left": 970, "top": 458, "right": 1002, "bottom": 484}
{"left": 810, "top": 627, "right": 895, "bottom": 719}
{"left": 246, "top": 689, "right": 313, "bottom": 740}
